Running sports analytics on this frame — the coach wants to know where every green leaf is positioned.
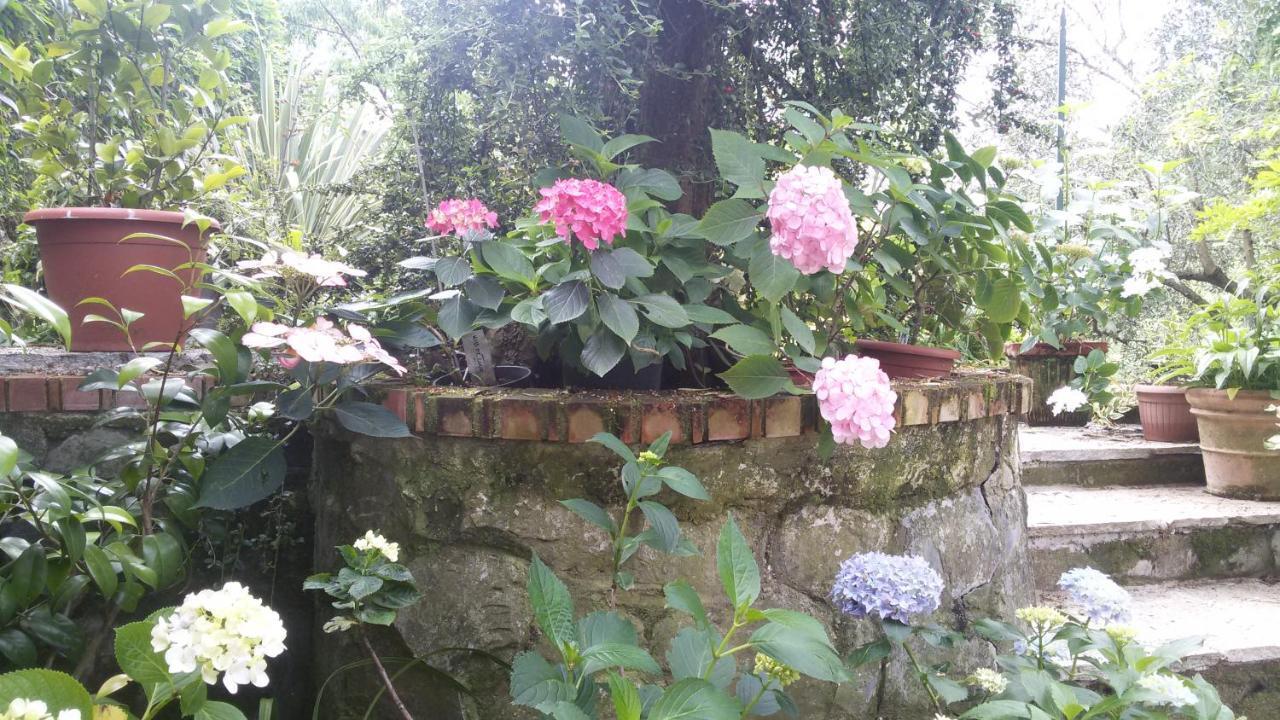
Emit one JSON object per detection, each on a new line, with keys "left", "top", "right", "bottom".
{"left": 203, "top": 16, "right": 249, "bottom": 37}
{"left": 598, "top": 294, "right": 640, "bottom": 344}
{"left": 710, "top": 324, "right": 776, "bottom": 357}
{"left": 181, "top": 295, "right": 213, "bottom": 320}
{"left": 11, "top": 545, "right": 46, "bottom": 604}
{"left": 846, "top": 638, "right": 892, "bottom": 668}
{"left": 195, "top": 437, "right": 286, "bottom": 510}
{"left": 638, "top": 501, "right": 681, "bottom": 553}
{"left": 189, "top": 328, "right": 240, "bottom": 384}
{"left": 480, "top": 241, "right": 535, "bottom": 284}
{"left": 510, "top": 651, "right": 573, "bottom": 707}
{"left": 748, "top": 244, "right": 801, "bottom": 303}
{"left": 560, "top": 115, "right": 604, "bottom": 153}
{"left": 780, "top": 307, "right": 815, "bottom": 354}
{"left": 697, "top": 199, "right": 763, "bottom": 246}
{"left": 633, "top": 295, "right": 690, "bottom": 328}
{"left": 0, "top": 669, "right": 93, "bottom": 718}
{"left": 718, "top": 355, "right": 792, "bottom": 399}
{"left": 544, "top": 281, "right": 590, "bottom": 324}
{"left": 511, "top": 297, "right": 547, "bottom": 328}
{"left": 117, "top": 356, "right": 164, "bottom": 388}
{"left": 547, "top": 703, "right": 592, "bottom": 720}
{"left": 0, "top": 434, "right": 16, "bottom": 477}
{"left": 2, "top": 284, "right": 70, "bottom": 348}
{"left": 961, "top": 700, "right": 1037, "bottom": 719}
{"left": 716, "top": 516, "right": 760, "bottom": 610}
{"left": 749, "top": 622, "right": 850, "bottom": 682}
{"left": 684, "top": 305, "right": 737, "bottom": 324}
{"left": 333, "top": 402, "right": 411, "bottom": 438}
{"left": 710, "top": 129, "right": 767, "bottom": 197}
{"left": 603, "top": 134, "right": 657, "bottom": 160}
{"left": 82, "top": 544, "right": 118, "bottom": 598}
{"left": 437, "top": 296, "right": 480, "bottom": 339}
{"left": 561, "top": 499, "right": 617, "bottom": 534}
{"left": 527, "top": 555, "right": 575, "bottom": 653}
{"left": 648, "top": 678, "right": 740, "bottom": 720}
{"left": 608, "top": 672, "right": 643, "bottom": 720}
{"left": 0, "top": 629, "right": 36, "bottom": 667}
{"left": 980, "top": 277, "right": 1022, "bottom": 324}
{"left": 590, "top": 251, "right": 628, "bottom": 289}
{"left": 620, "top": 168, "right": 682, "bottom": 201}
{"left": 971, "top": 146, "right": 998, "bottom": 168}
{"left": 657, "top": 466, "right": 709, "bottom": 500}
{"left": 196, "top": 702, "right": 248, "bottom": 720}
{"left": 581, "top": 329, "right": 627, "bottom": 377}
{"left": 114, "top": 619, "right": 172, "bottom": 690}
{"left": 464, "top": 276, "right": 506, "bottom": 310}
{"left": 580, "top": 643, "right": 660, "bottom": 676}
{"left": 589, "top": 432, "right": 636, "bottom": 463}
{"left": 434, "top": 256, "right": 474, "bottom": 287}
{"left": 141, "top": 533, "right": 183, "bottom": 588}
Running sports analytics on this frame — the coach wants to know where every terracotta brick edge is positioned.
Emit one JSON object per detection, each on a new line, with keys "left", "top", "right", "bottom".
{"left": 376, "top": 371, "right": 1032, "bottom": 444}
{"left": 0, "top": 374, "right": 219, "bottom": 412}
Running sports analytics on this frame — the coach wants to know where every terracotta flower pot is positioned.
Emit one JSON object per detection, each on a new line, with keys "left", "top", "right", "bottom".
{"left": 1186, "top": 388, "right": 1280, "bottom": 500}
{"left": 24, "top": 208, "right": 216, "bottom": 352}
{"left": 853, "top": 339, "right": 960, "bottom": 380}
{"left": 1135, "top": 384, "right": 1198, "bottom": 443}
{"left": 1005, "top": 341, "right": 1108, "bottom": 427}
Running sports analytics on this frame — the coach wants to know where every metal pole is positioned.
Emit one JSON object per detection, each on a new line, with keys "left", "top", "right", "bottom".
{"left": 1056, "top": 5, "right": 1067, "bottom": 210}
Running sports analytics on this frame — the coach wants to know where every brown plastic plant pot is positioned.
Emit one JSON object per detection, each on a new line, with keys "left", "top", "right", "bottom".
{"left": 1186, "top": 388, "right": 1280, "bottom": 500}
{"left": 1135, "top": 384, "right": 1199, "bottom": 443}
{"left": 24, "top": 208, "right": 217, "bottom": 352}
{"left": 853, "top": 339, "right": 961, "bottom": 380}
{"left": 1004, "top": 340, "right": 1109, "bottom": 427}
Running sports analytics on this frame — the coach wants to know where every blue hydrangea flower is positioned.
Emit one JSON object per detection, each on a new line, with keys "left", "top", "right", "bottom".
{"left": 831, "top": 552, "right": 944, "bottom": 624}
{"left": 1057, "top": 567, "right": 1131, "bottom": 625}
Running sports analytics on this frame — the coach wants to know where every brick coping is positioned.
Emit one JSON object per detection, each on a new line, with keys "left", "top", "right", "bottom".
{"left": 378, "top": 370, "right": 1031, "bottom": 445}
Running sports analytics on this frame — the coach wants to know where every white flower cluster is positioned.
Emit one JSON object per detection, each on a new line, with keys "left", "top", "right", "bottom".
{"left": 1047, "top": 386, "right": 1089, "bottom": 415}
{"left": 354, "top": 530, "right": 400, "bottom": 562}
{"left": 0, "top": 700, "right": 79, "bottom": 720}
{"left": 967, "top": 667, "right": 1008, "bottom": 695}
{"left": 1137, "top": 673, "right": 1198, "bottom": 707}
{"left": 1121, "top": 242, "right": 1173, "bottom": 298}
{"left": 151, "top": 582, "right": 287, "bottom": 694}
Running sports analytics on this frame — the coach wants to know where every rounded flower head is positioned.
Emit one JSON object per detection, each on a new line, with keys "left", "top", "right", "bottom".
{"left": 237, "top": 250, "right": 366, "bottom": 287}
{"left": 1105, "top": 624, "right": 1140, "bottom": 647}
{"left": 534, "top": 178, "right": 628, "bottom": 250}
{"left": 150, "top": 582, "right": 287, "bottom": 694}
{"left": 1015, "top": 605, "right": 1067, "bottom": 631}
{"left": 1136, "top": 673, "right": 1198, "bottom": 707}
{"left": 0, "top": 699, "right": 79, "bottom": 720}
{"left": 966, "top": 668, "right": 1008, "bottom": 695}
{"left": 1046, "top": 386, "right": 1089, "bottom": 416}
{"left": 353, "top": 530, "right": 400, "bottom": 562}
{"left": 1057, "top": 567, "right": 1131, "bottom": 625}
{"left": 831, "top": 552, "right": 943, "bottom": 624}
{"left": 241, "top": 318, "right": 406, "bottom": 375}
{"left": 813, "top": 355, "right": 897, "bottom": 449}
{"left": 425, "top": 198, "right": 498, "bottom": 236}
{"left": 766, "top": 164, "right": 859, "bottom": 274}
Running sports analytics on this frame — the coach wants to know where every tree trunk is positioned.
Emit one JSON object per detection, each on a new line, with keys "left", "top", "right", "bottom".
{"left": 637, "top": 0, "right": 719, "bottom": 215}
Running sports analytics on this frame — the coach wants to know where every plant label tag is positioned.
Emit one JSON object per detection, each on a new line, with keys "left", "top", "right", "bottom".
{"left": 460, "top": 331, "right": 497, "bottom": 385}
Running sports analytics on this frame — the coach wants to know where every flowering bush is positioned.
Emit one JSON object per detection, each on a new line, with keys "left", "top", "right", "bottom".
{"left": 831, "top": 552, "right": 943, "bottom": 622}
{"left": 534, "top": 177, "right": 628, "bottom": 250}
{"left": 1057, "top": 567, "right": 1132, "bottom": 625}
{"left": 425, "top": 198, "right": 499, "bottom": 236}
{"left": 151, "top": 583, "right": 287, "bottom": 694}
{"left": 765, "top": 164, "right": 859, "bottom": 274}
{"left": 813, "top": 355, "right": 898, "bottom": 448}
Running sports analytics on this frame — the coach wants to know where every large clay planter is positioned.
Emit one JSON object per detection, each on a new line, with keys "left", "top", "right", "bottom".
{"left": 1135, "top": 384, "right": 1199, "bottom": 442}
{"left": 24, "top": 208, "right": 216, "bottom": 351}
{"left": 1186, "top": 388, "right": 1280, "bottom": 499}
{"left": 1005, "top": 340, "right": 1108, "bottom": 426}
{"left": 853, "top": 339, "right": 960, "bottom": 380}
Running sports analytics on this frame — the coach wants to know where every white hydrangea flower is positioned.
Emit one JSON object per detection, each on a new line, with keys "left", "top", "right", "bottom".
{"left": 1047, "top": 386, "right": 1089, "bottom": 415}
{"left": 0, "top": 699, "right": 80, "bottom": 720}
{"left": 1137, "top": 673, "right": 1198, "bottom": 707}
{"left": 1121, "top": 274, "right": 1162, "bottom": 298}
{"left": 151, "top": 581, "right": 287, "bottom": 694}
{"left": 1129, "top": 243, "right": 1171, "bottom": 275}
{"left": 353, "top": 530, "right": 400, "bottom": 562}
{"left": 247, "top": 401, "right": 276, "bottom": 422}
{"left": 967, "top": 667, "right": 1008, "bottom": 694}
{"left": 323, "top": 616, "right": 357, "bottom": 633}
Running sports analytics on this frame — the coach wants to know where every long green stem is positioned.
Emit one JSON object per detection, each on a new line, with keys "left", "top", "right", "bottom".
{"left": 903, "top": 642, "right": 943, "bottom": 712}
{"left": 740, "top": 678, "right": 772, "bottom": 716}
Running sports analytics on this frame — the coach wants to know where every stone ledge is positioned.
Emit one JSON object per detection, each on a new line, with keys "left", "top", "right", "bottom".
{"left": 376, "top": 370, "right": 1031, "bottom": 444}
{"left": 0, "top": 374, "right": 217, "bottom": 412}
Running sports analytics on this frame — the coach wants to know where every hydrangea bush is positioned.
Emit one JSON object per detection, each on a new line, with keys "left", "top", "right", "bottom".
{"left": 812, "top": 355, "right": 898, "bottom": 449}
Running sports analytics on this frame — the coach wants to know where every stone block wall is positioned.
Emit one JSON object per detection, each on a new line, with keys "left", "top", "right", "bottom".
{"left": 311, "top": 372, "right": 1035, "bottom": 719}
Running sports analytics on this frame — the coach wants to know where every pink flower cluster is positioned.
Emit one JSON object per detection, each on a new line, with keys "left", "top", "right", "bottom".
{"left": 237, "top": 251, "right": 366, "bottom": 287}
{"left": 813, "top": 355, "right": 897, "bottom": 449}
{"left": 534, "top": 178, "right": 628, "bottom": 250}
{"left": 241, "top": 318, "right": 405, "bottom": 374}
{"left": 766, "top": 164, "right": 859, "bottom": 274}
{"left": 425, "top": 198, "right": 498, "bottom": 236}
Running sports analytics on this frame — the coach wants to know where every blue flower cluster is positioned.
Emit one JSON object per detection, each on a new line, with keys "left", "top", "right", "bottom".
{"left": 1057, "top": 567, "right": 1131, "bottom": 625}
{"left": 831, "top": 552, "right": 944, "bottom": 624}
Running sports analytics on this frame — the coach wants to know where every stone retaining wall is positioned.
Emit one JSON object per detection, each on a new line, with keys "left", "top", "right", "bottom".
{"left": 312, "top": 371, "right": 1034, "bottom": 719}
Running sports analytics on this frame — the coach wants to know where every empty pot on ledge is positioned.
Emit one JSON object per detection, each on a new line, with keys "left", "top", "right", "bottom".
{"left": 853, "top": 339, "right": 960, "bottom": 380}
{"left": 1135, "top": 384, "right": 1198, "bottom": 443}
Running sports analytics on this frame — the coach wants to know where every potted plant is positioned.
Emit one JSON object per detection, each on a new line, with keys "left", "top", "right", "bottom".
{"left": 696, "top": 105, "right": 1029, "bottom": 387}
{"left": 399, "top": 117, "right": 733, "bottom": 390}
{"left": 1009, "top": 158, "right": 1193, "bottom": 424}
{"left": 1152, "top": 277, "right": 1280, "bottom": 499}
{"left": 0, "top": 2, "right": 250, "bottom": 351}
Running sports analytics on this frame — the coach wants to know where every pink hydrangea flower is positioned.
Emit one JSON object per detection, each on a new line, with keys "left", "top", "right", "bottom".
{"left": 534, "top": 178, "right": 628, "bottom": 250}
{"left": 766, "top": 164, "right": 859, "bottom": 274}
{"left": 241, "top": 318, "right": 405, "bottom": 374}
{"left": 425, "top": 198, "right": 498, "bottom": 236}
{"left": 237, "top": 251, "right": 366, "bottom": 287}
{"left": 812, "top": 355, "right": 897, "bottom": 449}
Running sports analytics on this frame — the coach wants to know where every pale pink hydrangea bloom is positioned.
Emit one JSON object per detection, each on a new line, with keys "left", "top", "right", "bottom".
{"left": 241, "top": 317, "right": 405, "bottom": 374}
{"left": 425, "top": 198, "right": 498, "bottom": 236}
{"left": 813, "top": 355, "right": 897, "bottom": 449}
{"left": 534, "top": 178, "right": 628, "bottom": 250}
{"left": 766, "top": 164, "right": 859, "bottom": 274}
{"left": 237, "top": 251, "right": 366, "bottom": 287}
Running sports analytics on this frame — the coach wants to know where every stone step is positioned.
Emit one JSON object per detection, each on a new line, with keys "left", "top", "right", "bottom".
{"left": 1045, "top": 578, "right": 1280, "bottom": 717}
{"left": 1020, "top": 425, "right": 1204, "bottom": 487}
{"left": 1028, "top": 485, "right": 1280, "bottom": 586}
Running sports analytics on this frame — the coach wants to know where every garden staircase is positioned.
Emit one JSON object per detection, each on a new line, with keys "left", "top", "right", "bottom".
{"left": 1021, "top": 425, "right": 1280, "bottom": 717}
